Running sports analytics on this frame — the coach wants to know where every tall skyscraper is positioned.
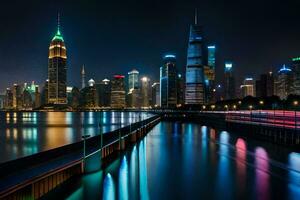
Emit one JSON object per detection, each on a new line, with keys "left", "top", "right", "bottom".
{"left": 111, "top": 75, "right": 126, "bottom": 108}
{"left": 12, "top": 84, "right": 22, "bottom": 110}
{"left": 98, "top": 79, "right": 111, "bottom": 107}
{"left": 240, "top": 77, "right": 255, "bottom": 97}
{"left": 185, "top": 11, "right": 205, "bottom": 105}
{"left": 81, "top": 65, "right": 86, "bottom": 89}
{"left": 177, "top": 73, "right": 184, "bottom": 106}
{"left": 292, "top": 57, "right": 300, "bottom": 95}
{"left": 48, "top": 16, "right": 67, "bottom": 104}
{"left": 160, "top": 54, "right": 177, "bottom": 108}
{"left": 224, "top": 62, "right": 236, "bottom": 100}
{"left": 274, "top": 65, "right": 294, "bottom": 99}
{"left": 140, "top": 76, "right": 150, "bottom": 108}
{"left": 204, "top": 45, "right": 216, "bottom": 103}
{"left": 128, "top": 69, "right": 139, "bottom": 91}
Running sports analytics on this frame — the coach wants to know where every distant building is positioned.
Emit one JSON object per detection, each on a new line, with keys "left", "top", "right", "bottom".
{"left": 177, "top": 74, "right": 184, "bottom": 106}
{"left": 240, "top": 78, "right": 255, "bottom": 97}
{"left": 70, "top": 87, "right": 81, "bottom": 109}
{"left": 274, "top": 65, "right": 293, "bottom": 99}
{"left": 160, "top": 54, "right": 177, "bottom": 108}
{"left": 185, "top": 11, "right": 205, "bottom": 105}
{"left": 41, "top": 80, "right": 49, "bottom": 106}
{"left": 5, "top": 88, "right": 13, "bottom": 109}
{"left": 48, "top": 18, "right": 67, "bottom": 104}
{"left": 111, "top": 75, "right": 126, "bottom": 109}
{"left": 22, "top": 89, "right": 32, "bottom": 110}
{"left": 12, "top": 84, "right": 22, "bottom": 110}
{"left": 81, "top": 65, "right": 86, "bottom": 89}
{"left": 255, "top": 72, "right": 274, "bottom": 97}
{"left": 81, "top": 86, "right": 97, "bottom": 108}
{"left": 292, "top": 57, "right": 300, "bottom": 95}
{"left": 127, "top": 88, "right": 140, "bottom": 108}
{"left": 140, "top": 76, "right": 150, "bottom": 108}
{"left": 151, "top": 82, "right": 160, "bottom": 108}
{"left": 128, "top": 69, "right": 139, "bottom": 91}
{"left": 97, "top": 79, "right": 111, "bottom": 107}
{"left": 88, "top": 79, "right": 95, "bottom": 87}
{"left": 34, "top": 86, "right": 41, "bottom": 109}
{"left": 205, "top": 45, "right": 216, "bottom": 103}
{"left": 224, "top": 62, "right": 236, "bottom": 100}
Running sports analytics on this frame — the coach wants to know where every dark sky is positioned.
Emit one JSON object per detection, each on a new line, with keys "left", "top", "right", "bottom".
{"left": 1, "top": 0, "right": 300, "bottom": 91}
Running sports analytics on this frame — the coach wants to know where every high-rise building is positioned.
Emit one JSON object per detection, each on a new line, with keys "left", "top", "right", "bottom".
{"left": 128, "top": 69, "right": 139, "bottom": 91}
{"left": 34, "top": 86, "right": 41, "bottom": 109}
{"left": 81, "top": 85, "right": 97, "bottom": 108}
{"left": 255, "top": 72, "right": 274, "bottom": 97}
{"left": 151, "top": 82, "right": 160, "bottom": 108}
{"left": 5, "top": 88, "right": 13, "bottom": 109}
{"left": 224, "top": 62, "right": 236, "bottom": 100}
{"left": 205, "top": 45, "right": 216, "bottom": 103}
{"left": 292, "top": 57, "right": 300, "bottom": 95}
{"left": 160, "top": 54, "right": 177, "bottom": 108}
{"left": 185, "top": 11, "right": 205, "bottom": 105}
{"left": 48, "top": 17, "right": 67, "bottom": 104}
{"left": 177, "top": 74, "right": 184, "bottom": 106}
{"left": 240, "top": 77, "right": 255, "bottom": 97}
{"left": 140, "top": 76, "right": 150, "bottom": 108}
{"left": 274, "top": 65, "right": 294, "bottom": 99}
{"left": 97, "top": 79, "right": 111, "bottom": 107}
{"left": 12, "top": 84, "right": 22, "bottom": 110}
{"left": 111, "top": 75, "right": 126, "bottom": 108}
{"left": 70, "top": 87, "right": 81, "bottom": 109}
{"left": 127, "top": 88, "right": 140, "bottom": 108}
{"left": 81, "top": 65, "right": 86, "bottom": 89}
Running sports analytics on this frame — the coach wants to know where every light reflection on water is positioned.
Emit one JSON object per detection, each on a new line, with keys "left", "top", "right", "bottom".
{"left": 0, "top": 111, "right": 153, "bottom": 163}
{"left": 57, "top": 122, "right": 300, "bottom": 200}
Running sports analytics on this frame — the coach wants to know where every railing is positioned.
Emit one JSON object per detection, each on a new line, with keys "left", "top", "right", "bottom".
{"left": 225, "top": 110, "right": 300, "bottom": 129}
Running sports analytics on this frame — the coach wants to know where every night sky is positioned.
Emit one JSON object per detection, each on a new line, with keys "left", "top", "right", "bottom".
{"left": 1, "top": 0, "right": 300, "bottom": 91}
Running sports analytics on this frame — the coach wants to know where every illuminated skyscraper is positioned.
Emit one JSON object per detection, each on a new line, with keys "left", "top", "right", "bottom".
{"left": 274, "top": 65, "right": 293, "bottom": 99}
{"left": 204, "top": 45, "right": 216, "bottom": 103}
{"left": 185, "top": 10, "right": 205, "bottom": 105}
{"left": 224, "top": 62, "right": 236, "bottom": 100}
{"left": 81, "top": 65, "right": 86, "bottom": 89}
{"left": 140, "top": 76, "right": 150, "bottom": 108}
{"left": 240, "top": 78, "right": 255, "bottom": 97}
{"left": 160, "top": 54, "right": 177, "bottom": 108}
{"left": 292, "top": 57, "right": 300, "bottom": 95}
{"left": 48, "top": 16, "right": 67, "bottom": 104}
{"left": 128, "top": 69, "right": 139, "bottom": 91}
{"left": 111, "top": 75, "right": 126, "bottom": 108}
{"left": 256, "top": 72, "right": 274, "bottom": 97}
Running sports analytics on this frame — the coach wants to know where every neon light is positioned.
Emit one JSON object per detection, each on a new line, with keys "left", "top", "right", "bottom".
{"left": 164, "top": 54, "right": 176, "bottom": 58}
{"left": 278, "top": 64, "right": 292, "bottom": 73}
{"left": 52, "top": 29, "right": 64, "bottom": 42}
{"left": 114, "top": 75, "right": 125, "bottom": 79}
{"left": 292, "top": 57, "right": 300, "bottom": 62}
{"left": 208, "top": 45, "right": 215, "bottom": 49}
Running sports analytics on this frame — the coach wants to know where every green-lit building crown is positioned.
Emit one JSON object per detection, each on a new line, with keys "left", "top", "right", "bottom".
{"left": 52, "top": 28, "right": 64, "bottom": 42}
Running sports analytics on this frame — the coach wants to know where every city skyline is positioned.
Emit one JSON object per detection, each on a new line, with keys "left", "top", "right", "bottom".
{"left": 1, "top": 1, "right": 300, "bottom": 91}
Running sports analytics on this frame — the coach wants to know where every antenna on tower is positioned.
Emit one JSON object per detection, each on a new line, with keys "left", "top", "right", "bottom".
{"left": 194, "top": 8, "right": 198, "bottom": 25}
{"left": 57, "top": 12, "right": 60, "bottom": 31}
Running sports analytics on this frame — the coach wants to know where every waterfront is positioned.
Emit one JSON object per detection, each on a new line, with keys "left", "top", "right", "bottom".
{"left": 49, "top": 121, "right": 300, "bottom": 200}
{"left": 0, "top": 111, "right": 152, "bottom": 163}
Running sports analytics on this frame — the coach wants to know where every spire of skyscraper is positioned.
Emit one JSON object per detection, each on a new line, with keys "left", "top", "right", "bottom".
{"left": 81, "top": 65, "right": 86, "bottom": 89}
{"left": 57, "top": 12, "right": 60, "bottom": 32}
{"left": 194, "top": 8, "right": 198, "bottom": 25}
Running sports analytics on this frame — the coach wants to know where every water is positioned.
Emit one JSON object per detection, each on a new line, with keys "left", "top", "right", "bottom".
{"left": 57, "top": 121, "right": 300, "bottom": 200}
{"left": 0, "top": 111, "right": 152, "bottom": 163}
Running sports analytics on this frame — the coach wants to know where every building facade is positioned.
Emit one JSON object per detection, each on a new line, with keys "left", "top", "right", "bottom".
{"left": 111, "top": 75, "right": 126, "bottom": 108}
{"left": 48, "top": 23, "right": 67, "bottom": 104}
{"left": 240, "top": 78, "right": 255, "bottom": 97}
{"left": 274, "top": 65, "right": 294, "bottom": 99}
{"left": 160, "top": 54, "right": 177, "bottom": 108}
{"left": 140, "top": 76, "right": 150, "bottom": 108}
{"left": 224, "top": 62, "right": 236, "bottom": 100}
{"left": 292, "top": 57, "right": 300, "bottom": 95}
{"left": 185, "top": 14, "right": 205, "bottom": 105}
{"left": 151, "top": 82, "right": 160, "bottom": 108}
{"left": 255, "top": 72, "right": 274, "bottom": 97}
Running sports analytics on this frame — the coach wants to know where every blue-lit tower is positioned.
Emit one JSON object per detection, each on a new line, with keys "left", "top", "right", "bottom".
{"left": 274, "top": 64, "right": 294, "bottom": 99}
{"left": 160, "top": 54, "right": 177, "bottom": 108}
{"left": 185, "top": 10, "right": 205, "bottom": 105}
